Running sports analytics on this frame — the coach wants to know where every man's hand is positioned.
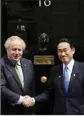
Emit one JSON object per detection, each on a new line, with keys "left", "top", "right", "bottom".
{"left": 22, "top": 95, "right": 35, "bottom": 107}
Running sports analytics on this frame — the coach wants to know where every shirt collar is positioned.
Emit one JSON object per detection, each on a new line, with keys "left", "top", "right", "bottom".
{"left": 16, "top": 60, "right": 21, "bottom": 66}
{"left": 63, "top": 59, "right": 74, "bottom": 71}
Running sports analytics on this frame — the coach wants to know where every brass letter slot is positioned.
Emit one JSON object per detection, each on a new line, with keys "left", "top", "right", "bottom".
{"left": 34, "top": 55, "right": 54, "bottom": 65}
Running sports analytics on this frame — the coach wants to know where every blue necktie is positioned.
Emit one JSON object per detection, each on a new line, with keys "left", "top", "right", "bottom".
{"left": 63, "top": 66, "right": 69, "bottom": 93}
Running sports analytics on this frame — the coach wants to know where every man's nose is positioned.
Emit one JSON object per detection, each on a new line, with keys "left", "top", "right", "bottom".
{"left": 61, "top": 51, "right": 65, "bottom": 56}
{"left": 16, "top": 50, "right": 19, "bottom": 54}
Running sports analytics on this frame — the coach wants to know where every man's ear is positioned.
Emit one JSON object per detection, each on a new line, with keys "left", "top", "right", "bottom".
{"left": 72, "top": 47, "right": 75, "bottom": 54}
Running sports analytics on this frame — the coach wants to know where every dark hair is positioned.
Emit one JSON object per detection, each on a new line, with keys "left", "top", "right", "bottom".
{"left": 57, "top": 38, "right": 74, "bottom": 48}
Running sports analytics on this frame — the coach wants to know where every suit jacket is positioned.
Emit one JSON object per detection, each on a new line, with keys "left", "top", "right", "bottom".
{"left": 1, "top": 56, "right": 36, "bottom": 115}
{"left": 35, "top": 60, "right": 84, "bottom": 115}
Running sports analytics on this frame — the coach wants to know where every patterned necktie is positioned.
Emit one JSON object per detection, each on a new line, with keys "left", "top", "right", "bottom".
{"left": 15, "top": 63, "right": 24, "bottom": 88}
{"left": 63, "top": 66, "right": 69, "bottom": 93}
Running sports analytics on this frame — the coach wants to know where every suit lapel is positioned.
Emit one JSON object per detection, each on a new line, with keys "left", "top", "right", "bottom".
{"left": 5, "top": 57, "right": 24, "bottom": 90}
{"left": 20, "top": 59, "right": 31, "bottom": 92}
{"left": 68, "top": 61, "right": 80, "bottom": 93}
{"left": 20, "top": 59, "right": 27, "bottom": 90}
{"left": 55, "top": 64, "right": 65, "bottom": 95}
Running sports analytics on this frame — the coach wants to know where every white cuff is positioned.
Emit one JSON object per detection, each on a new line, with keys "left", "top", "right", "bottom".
{"left": 31, "top": 98, "right": 35, "bottom": 106}
{"left": 17, "top": 96, "right": 24, "bottom": 104}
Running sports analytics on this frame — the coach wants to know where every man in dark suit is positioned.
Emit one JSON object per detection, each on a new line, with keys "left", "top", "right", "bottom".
{"left": 29, "top": 38, "right": 84, "bottom": 115}
{"left": 1, "top": 36, "right": 36, "bottom": 115}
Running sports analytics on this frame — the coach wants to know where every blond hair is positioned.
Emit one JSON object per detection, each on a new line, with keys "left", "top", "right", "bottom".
{"left": 4, "top": 36, "right": 26, "bottom": 50}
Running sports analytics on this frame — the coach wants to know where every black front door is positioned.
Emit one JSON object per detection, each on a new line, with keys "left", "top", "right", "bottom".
{"left": 2, "top": 0, "right": 84, "bottom": 114}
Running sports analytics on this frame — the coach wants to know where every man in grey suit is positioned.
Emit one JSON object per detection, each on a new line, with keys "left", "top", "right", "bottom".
{"left": 29, "top": 38, "right": 84, "bottom": 115}
{"left": 1, "top": 36, "right": 36, "bottom": 115}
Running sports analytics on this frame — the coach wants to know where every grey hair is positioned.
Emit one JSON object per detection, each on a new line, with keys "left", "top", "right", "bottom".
{"left": 4, "top": 36, "right": 26, "bottom": 50}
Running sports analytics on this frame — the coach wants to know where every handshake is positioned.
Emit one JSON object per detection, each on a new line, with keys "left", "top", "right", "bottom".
{"left": 22, "top": 95, "right": 35, "bottom": 107}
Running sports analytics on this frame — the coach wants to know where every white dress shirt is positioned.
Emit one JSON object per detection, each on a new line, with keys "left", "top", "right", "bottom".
{"left": 15, "top": 60, "right": 24, "bottom": 105}
{"left": 63, "top": 58, "right": 74, "bottom": 81}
